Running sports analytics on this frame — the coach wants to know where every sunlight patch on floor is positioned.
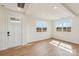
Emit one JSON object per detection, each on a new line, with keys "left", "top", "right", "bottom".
{"left": 49, "top": 40, "right": 73, "bottom": 53}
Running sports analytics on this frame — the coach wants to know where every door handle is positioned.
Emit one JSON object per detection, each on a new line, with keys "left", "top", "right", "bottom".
{"left": 7, "top": 32, "right": 10, "bottom": 36}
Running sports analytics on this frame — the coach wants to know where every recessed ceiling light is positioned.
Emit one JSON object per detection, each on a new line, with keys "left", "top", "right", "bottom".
{"left": 17, "top": 7, "right": 22, "bottom": 11}
{"left": 53, "top": 6, "right": 58, "bottom": 9}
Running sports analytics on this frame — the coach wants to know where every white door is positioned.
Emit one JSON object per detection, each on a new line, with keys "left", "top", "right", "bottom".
{"left": 7, "top": 17, "right": 22, "bottom": 48}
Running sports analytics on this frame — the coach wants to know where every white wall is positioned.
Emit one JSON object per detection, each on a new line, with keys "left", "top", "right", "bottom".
{"left": 0, "top": 7, "right": 52, "bottom": 50}
{"left": 22, "top": 15, "right": 52, "bottom": 44}
{"left": 52, "top": 16, "right": 79, "bottom": 44}
{"left": 0, "top": 7, "right": 7, "bottom": 50}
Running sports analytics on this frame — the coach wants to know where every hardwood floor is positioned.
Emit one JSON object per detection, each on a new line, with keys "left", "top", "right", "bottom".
{"left": 0, "top": 38, "right": 79, "bottom": 56}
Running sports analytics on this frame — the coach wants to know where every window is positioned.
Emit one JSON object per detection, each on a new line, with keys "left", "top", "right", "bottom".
{"left": 36, "top": 21, "right": 47, "bottom": 32}
{"left": 56, "top": 20, "right": 72, "bottom": 32}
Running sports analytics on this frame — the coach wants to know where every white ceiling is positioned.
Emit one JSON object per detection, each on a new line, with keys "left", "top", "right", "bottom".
{"left": 26, "top": 3, "right": 74, "bottom": 20}
{"left": 0, "top": 3, "right": 79, "bottom": 20}
{"left": 64, "top": 3, "right": 79, "bottom": 15}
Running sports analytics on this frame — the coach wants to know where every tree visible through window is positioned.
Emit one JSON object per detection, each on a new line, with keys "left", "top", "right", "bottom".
{"left": 36, "top": 21, "right": 47, "bottom": 32}
{"left": 56, "top": 20, "right": 72, "bottom": 32}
